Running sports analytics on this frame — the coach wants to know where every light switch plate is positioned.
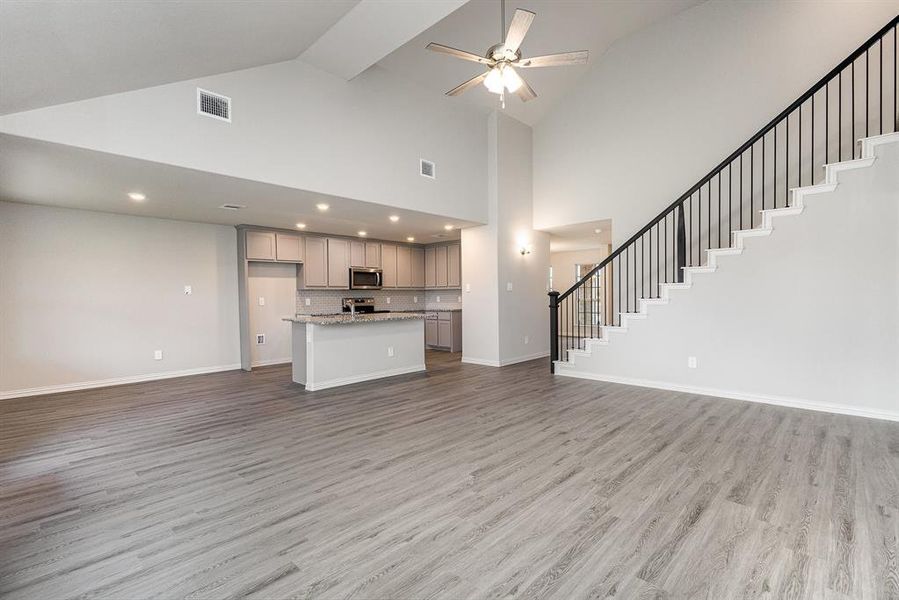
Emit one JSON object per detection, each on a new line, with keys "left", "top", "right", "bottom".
{"left": 465, "top": 283, "right": 471, "bottom": 293}
{"left": 387, "top": 346, "right": 395, "bottom": 357}
{"left": 184, "top": 285, "right": 192, "bottom": 296}
{"left": 436, "top": 295, "right": 441, "bottom": 303}
{"left": 154, "top": 350, "right": 163, "bottom": 360}
{"left": 386, "top": 297, "right": 391, "bottom": 304}
{"left": 305, "top": 298, "right": 311, "bottom": 306}
{"left": 688, "top": 356, "right": 697, "bottom": 369}
{"left": 258, "top": 296, "right": 265, "bottom": 306}
{"left": 506, "top": 282, "right": 513, "bottom": 292}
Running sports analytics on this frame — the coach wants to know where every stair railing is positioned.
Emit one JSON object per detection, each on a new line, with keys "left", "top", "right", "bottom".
{"left": 549, "top": 15, "right": 899, "bottom": 372}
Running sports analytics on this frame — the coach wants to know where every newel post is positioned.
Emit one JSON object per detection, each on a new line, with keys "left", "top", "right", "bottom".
{"left": 548, "top": 290, "right": 560, "bottom": 373}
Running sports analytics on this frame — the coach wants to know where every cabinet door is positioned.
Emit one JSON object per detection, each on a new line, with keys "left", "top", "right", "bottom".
{"left": 275, "top": 234, "right": 304, "bottom": 262}
{"left": 411, "top": 247, "right": 425, "bottom": 288}
{"left": 425, "top": 319, "right": 438, "bottom": 346}
{"left": 437, "top": 320, "right": 452, "bottom": 348}
{"left": 327, "top": 238, "right": 349, "bottom": 288}
{"left": 447, "top": 243, "right": 461, "bottom": 287}
{"left": 304, "top": 237, "right": 328, "bottom": 287}
{"left": 425, "top": 246, "right": 437, "bottom": 288}
{"left": 396, "top": 246, "right": 412, "bottom": 288}
{"left": 365, "top": 243, "right": 381, "bottom": 268}
{"left": 381, "top": 244, "right": 397, "bottom": 288}
{"left": 246, "top": 231, "right": 276, "bottom": 261}
{"left": 436, "top": 245, "right": 448, "bottom": 287}
{"left": 350, "top": 241, "right": 365, "bottom": 267}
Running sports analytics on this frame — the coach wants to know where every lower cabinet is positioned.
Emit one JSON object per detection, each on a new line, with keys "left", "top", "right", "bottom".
{"left": 425, "top": 311, "right": 462, "bottom": 352}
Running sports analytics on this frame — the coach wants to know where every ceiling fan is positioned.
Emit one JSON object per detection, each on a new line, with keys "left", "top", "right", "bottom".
{"left": 426, "top": 1, "right": 588, "bottom": 105}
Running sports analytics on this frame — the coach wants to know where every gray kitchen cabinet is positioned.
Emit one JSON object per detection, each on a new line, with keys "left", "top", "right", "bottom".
{"left": 275, "top": 234, "right": 304, "bottom": 263}
{"left": 381, "top": 243, "right": 397, "bottom": 288}
{"left": 436, "top": 245, "right": 448, "bottom": 287}
{"left": 424, "top": 246, "right": 437, "bottom": 288}
{"left": 303, "top": 237, "right": 328, "bottom": 287}
{"left": 411, "top": 247, "right": 425, "bottom": 288}
{"left": 327, "top": 238, "right": 350, "bottom": 288}
{"left": 246, "top": 231, "right": 276, "bottom": 261}
{"left": 437, "top": 320, "right": 452, "bottom": 348}
{"left": 365, "top": 243, "right": 381, "bottom": 268}
{"left": 447, "top": 243, "right": 461, "bottom": 287}
{"left": 425, "top": 318, "right": 438, "bottom": 346}
{"left": 350, "top": 241, "right": 365, "bottom": 267}
{"left": 396, "top": 245, "right": 412, "bottom": 288}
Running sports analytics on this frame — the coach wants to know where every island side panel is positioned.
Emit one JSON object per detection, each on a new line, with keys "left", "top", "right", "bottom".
{"left": 291, "top": 322, "right": 308, "bottom": 385}
{"left": 307, "top": 319, "right": 425, "bottom": 391}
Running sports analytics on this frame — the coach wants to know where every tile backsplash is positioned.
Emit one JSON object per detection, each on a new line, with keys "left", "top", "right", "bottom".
{"left": 296, "top": 288, "right": 462, "bottom": 314}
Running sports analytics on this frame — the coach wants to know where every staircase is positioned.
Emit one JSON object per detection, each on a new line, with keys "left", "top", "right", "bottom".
{"left": 549, "top": 16, "right": 899, "bottom": 400}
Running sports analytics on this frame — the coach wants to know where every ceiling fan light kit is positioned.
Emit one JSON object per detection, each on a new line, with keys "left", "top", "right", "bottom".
{"left": 426, "top": 1, "right": 588, "bottom": 105}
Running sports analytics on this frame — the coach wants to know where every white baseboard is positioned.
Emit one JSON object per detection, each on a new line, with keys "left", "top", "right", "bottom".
{"left": 0, "top": 363, "right": 243, "bottom": 400}
{"left": 305, "top": 364, "right": 426, "bottom": 391}
{"left": 462, "top": 352, "right": 550, "bottom": 368}
{"left": 251, "top": 357, "right": 291, "bottom": 367}
{"left": 555, "top": 369, "right": 899, "bottom": 422}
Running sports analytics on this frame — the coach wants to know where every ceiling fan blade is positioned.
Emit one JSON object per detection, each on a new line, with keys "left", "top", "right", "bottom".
{"left": 446, "top": 71, "right": 489, "bottom": 96}
{"left": 426, "top": 43, "right": 494, "bottom": 66}
{"left": 515, "top": 78, "right": 537, "bottom": 102}
{"left": 516, "top": 50, "right": 589, "bottom": 68}
{"left": 504, "top": 9, "right": 535, "bottom": 54}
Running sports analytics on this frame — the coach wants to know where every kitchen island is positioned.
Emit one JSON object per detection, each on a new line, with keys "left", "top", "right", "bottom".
{"left": 283, "top": 313, "right": 426, "bottom": 391}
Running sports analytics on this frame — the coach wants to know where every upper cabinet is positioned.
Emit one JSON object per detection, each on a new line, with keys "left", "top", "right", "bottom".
{"left": 350, "top": 241, "right": 365, "bottom": 268}
{"left": 424, "top": 243, "right": 461, "bottom": 290}
{"left": 411, "top": 247, "right": 425, "bottom": 288}
{"left": 381, "top": 244, "right": 397, "bottom": 288}
{"left": 246, "top": 231, "right": 276, "bottom": 261}
{"left": 365, "top": 243, "right": 381, "bottom": 268}
{"left": 396, "top": 246, "right": 412, "bottom": 288}
{"left": 276, "top": 234, "right": 304, "bottom": 263}
{"left": 327, "top": 238, "right": 350, "bottom": 288}
{"left": 303, "top": 237, "right": 328, "bottom": 287}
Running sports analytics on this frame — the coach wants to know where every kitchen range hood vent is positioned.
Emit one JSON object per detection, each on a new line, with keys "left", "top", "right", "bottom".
{"left": 420, "top": 158, "right": 435, "bottom": 179}
{"left": 197, "top": 88, "right": 231, "bottom": 122}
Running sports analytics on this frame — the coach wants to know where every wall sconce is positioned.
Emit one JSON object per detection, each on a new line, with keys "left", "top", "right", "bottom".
{"left": 519, "top": 244, "right": 532, "bottom": 256}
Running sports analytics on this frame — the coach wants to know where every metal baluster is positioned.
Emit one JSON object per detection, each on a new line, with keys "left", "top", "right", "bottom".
{"left": 866, "top": 47, "right": 869, "bottom": 138}
{"left": 826, "top": 81, "right": 829, "bottom": 164}
{"left": 750, "top": 144, "right": 754, "bottom": 228}
{"left": 852, "top": 60, "right": 856, "bottom": 157}
{"left": 811, "top": 94, "right": 814, "bottom": 184}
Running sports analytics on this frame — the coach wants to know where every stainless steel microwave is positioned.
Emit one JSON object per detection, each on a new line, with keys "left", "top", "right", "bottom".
{"left": 350, "top": 268, "right": 383, "bottom": 290}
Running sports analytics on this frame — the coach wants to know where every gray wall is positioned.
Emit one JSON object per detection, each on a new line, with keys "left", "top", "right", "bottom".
{"left": 560, "top": 141, "right": 899, "bottom": 420}
{"left": 534, "top": 0, "right": 899, "bottom": 243}
{"left": 0, "top": 202, "right": 240, "bottom": 397}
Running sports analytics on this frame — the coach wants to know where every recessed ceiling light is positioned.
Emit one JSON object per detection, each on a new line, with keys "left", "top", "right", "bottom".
{"left": 406, "top": 236, "right": 415, "bottom": 242}
{"left": 296, "top": 223, "right": 306, "bottom": 229}
{"left": 316, "top": 203, "right": 329, "bottom": 211}
{"left": 444, "top": 224, "right": 453, "bottom": 231}
{"left": 128, "top": 192, "right": 146, "bottom": 201}
{"left": 358, "top": 231, "right": 367, "bottom": 237}
{"left": 594, "top": 228, "right": 603, "bottom": 234}
{"left": 389, "top": 215, "right": 400, "bottom": 222}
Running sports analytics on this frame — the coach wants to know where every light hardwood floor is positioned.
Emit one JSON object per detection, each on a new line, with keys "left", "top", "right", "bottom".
{"left": 1, "top": 352, "right": 897, "bottom": 599}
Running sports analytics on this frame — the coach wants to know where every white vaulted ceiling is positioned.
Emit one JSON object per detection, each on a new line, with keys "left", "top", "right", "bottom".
{"left": 377, "top": 0, "right": 701, "bottom": 126}
{"left": 0, "top": 0, "right": 359, "bottom": 115}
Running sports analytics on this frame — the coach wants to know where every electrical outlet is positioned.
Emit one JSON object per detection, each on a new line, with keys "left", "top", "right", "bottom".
{"left": 258, "top": 296, "right": 265, "bottom": 306}
{"left": 386, "top": 297, "right": 391, "bottom": 304}
{"left": 524, "top": 335, "right": 529, "bottom": 345}
{"left": 305, "top": 298, "right": 311, "bottom": 306}
{"left": 688, "top": 356, "right": 697, "bottom": 369}
{"left": 458, "top": 295, "right": 462, "bottom": 302}
{"left": 387, "top": 346, "right": 395, "bottom": 357}
{"left": 506, "top": 282, "right": 513, "bottom": 292}
{"left": 413, "top": 296, "right": 418, "bottom": 303}
{"left": 256, "top": 334, "right": 265, "bottom": 345}
{"left": 184, "top": 285, "right": 192, "bottom": 296}
{"left": 154, "top": 350, "right": 163, "bottom": 360}
{"left": 436, "top": 295, "right": 441, "bottom": 302}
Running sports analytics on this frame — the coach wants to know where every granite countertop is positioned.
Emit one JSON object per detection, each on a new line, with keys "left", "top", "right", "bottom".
{"left": 283, "top": 312, "right": 428, "bottom": 326}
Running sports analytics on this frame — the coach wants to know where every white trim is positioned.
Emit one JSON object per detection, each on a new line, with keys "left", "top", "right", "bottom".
{"left": 462, "top": 351, "right": 549, "bottom": 368}
{"left": 304, "top": 364, "right": 426, "bottom": 391}
{"left": 554, "top": 369, "right": 899, "bottom": 423}
{"left": 251, "top": 357, "right": 291, "bottom": 367}
{"left": 0, "top": 364, "right": 242, "bottom": 400}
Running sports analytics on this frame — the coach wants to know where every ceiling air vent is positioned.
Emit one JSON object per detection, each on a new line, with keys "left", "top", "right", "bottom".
{"left": 218, "top": 204, "right": 245, "bottom": 210}
{"left": 197, "top": 88, "right": 231, "bottom": 122}
{"left": 420, "top": 158, "right": 436, "bottom": 179}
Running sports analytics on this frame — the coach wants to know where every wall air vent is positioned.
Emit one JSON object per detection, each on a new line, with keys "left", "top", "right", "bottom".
{"left": 218, "top": 204, "right": 246, "bottom": 210}
{"left": 420, "top": 158, "right": 436, "bottom": 179}
{"left": 197, "top": 88, "right": 231, "bottom": 122}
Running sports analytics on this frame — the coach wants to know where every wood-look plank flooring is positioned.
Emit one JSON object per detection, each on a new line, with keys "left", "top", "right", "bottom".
{"left": 1, "top": 351, "right": 897, "bottom": 599}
